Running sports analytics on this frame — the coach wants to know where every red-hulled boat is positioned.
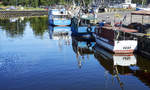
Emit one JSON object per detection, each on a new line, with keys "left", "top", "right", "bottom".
{"left": 94, "top": 25, "right": 138, "bottom": 54}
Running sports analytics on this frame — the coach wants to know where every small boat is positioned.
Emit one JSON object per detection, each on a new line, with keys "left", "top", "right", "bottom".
{"left": 71, "top": 25, "right": 96, "bottom": 38}
{"left": 136, "top": 8, "right": 150, "bottom": 11}
{"left": 94, "top": 25, "right": 138, "bottom": 54}
{"left": 71, "top": 18, "right": 96, "bottom": 39}
{"left": 48, "top": 8, "right": 71, "bottom": 26}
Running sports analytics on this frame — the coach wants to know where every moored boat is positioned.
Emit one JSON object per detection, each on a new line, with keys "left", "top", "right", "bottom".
{"left": 94, "top": 26, "right": 138, "bottom": 54}
{"left": 48, "top": 8, "right": 71, "bottom": 26}
{"left": 71, "top": 18, "right": 96, "bottom": 39}
{"left": 136, "top": 8, "right": 150, "bottom": 11}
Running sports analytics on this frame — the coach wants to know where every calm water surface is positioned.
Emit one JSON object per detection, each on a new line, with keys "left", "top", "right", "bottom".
{"left": 0, "top": 17, "right": 150, "bottom": 90}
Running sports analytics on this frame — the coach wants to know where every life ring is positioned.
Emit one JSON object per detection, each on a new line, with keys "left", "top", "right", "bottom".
{"left": 87, "top": 27, "right": 92, "bottom": 33}
{"left": 87, "top": 43, "right": 92, "bottom": 47}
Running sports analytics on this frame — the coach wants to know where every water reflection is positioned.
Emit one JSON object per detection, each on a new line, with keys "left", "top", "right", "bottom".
{"left": 0, "top": 17, "right": 49, "bottom": 38}
{"left": 1, "top": 16, "right": 150, "bottom": 90}
{"left": 72, "top": 37, "right": 95, "bottom": 68}
{"left": 48, "top": 25, "right": 71, "bottom": 51}
{"left": 49, "top": 25, "right": 71, "bottom": 40}
{"left": 0, "top": 17, "right": 27, "bottom": 38}
{"left": 134, "top": 56, "right": 150, "bottom": 87}
{"left": 93, "top": 44, "right": 137, "bottom": 90}
{"left": 29, "top": 17, "right": 48, "bottom": 38}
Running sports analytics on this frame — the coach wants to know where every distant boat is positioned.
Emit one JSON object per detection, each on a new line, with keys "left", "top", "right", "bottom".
{"left": 136, "top": 8, "right": 150, "bottom": 11}
{"left": 48, "top": 8, "right": 71, "bottom": 26}
{"left": 94, "top": 25, "right": 138, "bottom": 54}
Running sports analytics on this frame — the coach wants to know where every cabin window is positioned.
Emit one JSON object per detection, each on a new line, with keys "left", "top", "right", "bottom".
{"left": 114, "top": 30, "right": 138, "bottom": 40}
{"left": 53, "top": 15, "right": 69, "bottom": 19}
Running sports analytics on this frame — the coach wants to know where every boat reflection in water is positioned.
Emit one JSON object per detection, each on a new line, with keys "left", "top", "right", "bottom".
{"left": 72, "top": 37, "right": 95, "bottom": 68}
{"left": 49, "top": 25, "right": 71, "bottom": 40}
{"left": 93, "top": 44, "right": 137, "bottom": 90}
{"left": 49, "top": 25, "right": 71, "bottom": 50}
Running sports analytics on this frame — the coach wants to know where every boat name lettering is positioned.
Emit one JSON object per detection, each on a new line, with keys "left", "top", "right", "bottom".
{"left": 123, "top": 46, "right": 131, "bottom": 50}
{"left": 123, "top": 57, "right": 131, "bottom": 60}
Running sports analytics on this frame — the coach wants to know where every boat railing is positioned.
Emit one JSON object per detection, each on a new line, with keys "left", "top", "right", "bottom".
{"left": 114, "top": 30, "right": 137, "bottom": 41}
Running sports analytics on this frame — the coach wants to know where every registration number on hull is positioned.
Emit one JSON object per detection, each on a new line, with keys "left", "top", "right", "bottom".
{"left": 123, "top": 46, "right": 131, "bottom": 50}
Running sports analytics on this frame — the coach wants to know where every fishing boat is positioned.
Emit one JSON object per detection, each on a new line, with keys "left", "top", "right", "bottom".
{"left": 136, "top": 8, "right": 150, "bottom": 11}
{"left": 94, "top": 25, "right": 138, "bottom": 54}
{"left": 48, "top": 7, "right": 71, "bottom": 26}
{"left": 71, "top": 17, "right": 96, "bottom": 39}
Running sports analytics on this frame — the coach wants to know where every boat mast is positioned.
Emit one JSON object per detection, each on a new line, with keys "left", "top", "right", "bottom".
{"left": 142, "top": 0, "right": 146, "bottom": 7}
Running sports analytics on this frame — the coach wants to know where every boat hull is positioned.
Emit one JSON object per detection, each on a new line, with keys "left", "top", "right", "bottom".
{"left": 96, "top": 37, "right": 137, "bottom": 54}
{"left": 71, "top": 26, "right": 96, "bottom": 39}
{"left": 136, "top": 8, "right": 150, "bottom": 11}
{"left": 49, "top": 19, "right": 71, "bottom": 26}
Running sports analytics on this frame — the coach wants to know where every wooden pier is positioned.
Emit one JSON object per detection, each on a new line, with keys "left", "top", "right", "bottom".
{"left": 124, "top": 32, "right": 150, "bottom": 58}
{"left": 131, "top": 10, "right": 150, "bottom": 24}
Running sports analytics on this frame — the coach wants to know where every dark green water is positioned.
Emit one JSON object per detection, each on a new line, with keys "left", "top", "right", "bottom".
{"left": 0, "top": 16, "right": 150, "bottom": 90}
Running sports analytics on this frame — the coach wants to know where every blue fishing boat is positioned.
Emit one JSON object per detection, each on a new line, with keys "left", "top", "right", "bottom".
{"left": 136, "top": 8, "right": 150, "bottom": 11}
{"left": 48, "top": 8, "right": 71, "bottom": 26}
{"left": 71, "top": 26, "right": 96, "bottom": 37}
{"left": 71, "top": 18, "right": 96, "bottom": 39}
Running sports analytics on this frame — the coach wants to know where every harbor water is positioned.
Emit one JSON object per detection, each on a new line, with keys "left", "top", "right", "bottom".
{"left": 0, "top": 16, "right": 150, "bottom": 90}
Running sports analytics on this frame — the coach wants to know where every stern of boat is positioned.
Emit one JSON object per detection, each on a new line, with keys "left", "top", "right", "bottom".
{"left": 114, "top": 40, "right": 138, "bottom": 54}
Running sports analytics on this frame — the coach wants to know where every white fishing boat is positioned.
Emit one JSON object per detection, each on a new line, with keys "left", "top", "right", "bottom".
{"left": 94, "top": 26, "right": 138, "bottom": 54}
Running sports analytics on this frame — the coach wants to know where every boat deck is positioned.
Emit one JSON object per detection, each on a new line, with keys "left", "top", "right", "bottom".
{"left": 131, "top": 10, "right": 150, "bottom": 16}
{"left": 102, "top": 26, "right": 138, "bottom": 33}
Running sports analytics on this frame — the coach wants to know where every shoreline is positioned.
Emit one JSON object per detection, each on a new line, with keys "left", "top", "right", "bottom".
{"left": 0, "top": 10, "right": 48, "bottom": 17}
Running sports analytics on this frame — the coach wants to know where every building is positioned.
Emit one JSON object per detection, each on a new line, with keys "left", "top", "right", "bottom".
{"left": 122, "top": 0, "right": 136, "bottom": 9}
{"left": 125, "top": 0, "right": 132, "bottom": 4}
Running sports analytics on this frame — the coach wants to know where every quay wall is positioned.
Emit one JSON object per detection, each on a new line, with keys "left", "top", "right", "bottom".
{"left": 138, "top": 36, "right": 150, "bottom": 58}
{"left": 124, "top": 32, "right": 150, "bottom": 58}
{"left": 96, "top": 12, "right": 150, "bottom": 25}
{"left": 0, "top": 10, "right": 48, "bottom": 17}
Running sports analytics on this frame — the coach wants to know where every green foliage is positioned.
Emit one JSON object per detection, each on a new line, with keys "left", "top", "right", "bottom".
{"left": 1, "top": 0, "right": 149, "bottom": 7}
{"left": 0, "top": 18, "right": 27, "bottom": 38}
{"left": 1, "top": 0, "right": 70, "bottom": 7}
{"left": 0, "top": 16, "right": 48, "bottom": 38}
{"left": 29, "top": 17, "right": 48, "bottom": 37}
